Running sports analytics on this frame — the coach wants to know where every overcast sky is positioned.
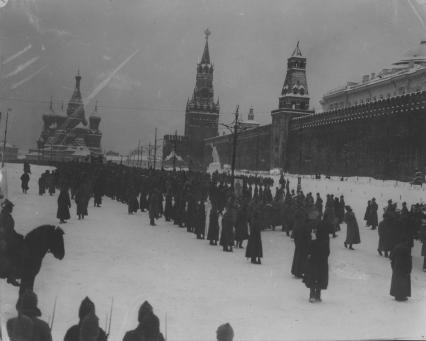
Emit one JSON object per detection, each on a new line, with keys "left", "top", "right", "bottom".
{"left": 0, "top": 0, "right": 425, "bottom": 153}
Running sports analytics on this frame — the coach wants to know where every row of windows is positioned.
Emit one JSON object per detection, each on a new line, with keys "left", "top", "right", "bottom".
{"left": 328, "top": 87, "right": 423, "bottom": 110}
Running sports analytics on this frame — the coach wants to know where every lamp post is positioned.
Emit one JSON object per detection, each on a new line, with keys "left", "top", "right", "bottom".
{"left": 1, "top": 108, "right": 11, "bottom": 168}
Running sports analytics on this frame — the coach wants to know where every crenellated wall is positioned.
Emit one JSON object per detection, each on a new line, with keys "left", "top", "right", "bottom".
{"left": 204, "top": 124, "right": 272, "bottom": 171}
{"left": 286, "top": 91, "right": 426, "bottom": 180}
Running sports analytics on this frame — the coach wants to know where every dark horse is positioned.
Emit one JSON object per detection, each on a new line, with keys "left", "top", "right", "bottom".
{"left": 0, "top": 225, "right": 65, "bottom": 295}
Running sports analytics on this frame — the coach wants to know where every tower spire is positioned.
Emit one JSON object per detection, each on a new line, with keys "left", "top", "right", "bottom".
{"left": 75, "top": 68, "right": 81, "bottom": 91}
{"left": 201, "top": 29, "right": 211, "bottom": 65}
{"left": 291, "top": 41, "right": 303, "bottom": 57}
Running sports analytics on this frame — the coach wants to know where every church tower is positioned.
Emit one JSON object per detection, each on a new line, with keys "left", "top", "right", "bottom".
{"left": 184, "top": 29, "right": 220, "bottom": 167}
{"left": 271, "top": 42, "right": 313, "bottom": 170}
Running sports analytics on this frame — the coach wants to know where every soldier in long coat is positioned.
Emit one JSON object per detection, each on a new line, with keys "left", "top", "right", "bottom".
{"left": 245, "top": 208, "right": 263, "bottom": 264}
{"left": 420, "top": 222, "right": 426, "bottom": 271}
{"left": 390, "top": 240, "right": 412, "bottom": 301}
{"left": 20, "top": 172, "right": 30, "bottom": 194}
{"left": 148, "top": 189, "right": 160, "bottom": 226}
{"left": 8, "top": 291, "right": 52, "bottom": 341}
{"left": 303, "top": 224, "right": 330, "bottom": 302}
{"left": 220, "top": 206, "right": 235, "bottom": 252}
{"left": 235, "top": 204, "right": 249, "bottom": 248}
{"left": 323, "top": 197, "right": 337, "bottom": 238}
{"left": 38, "top": 173, "right": 46, "bottom": 195}
{"left": 195, "top": 201, "right": 206, "bottom": 239}
{"left": 0, "top": 199, "right": 22, "bottom": 286}
{"left": 64, "top": 297, "right": 107, "bottom": 341}
{"left": 75, "top": 182, "right": 89, "bottom": 220}
{"left": 369, "top": 198, "right": 379, "bottom": 229}
{"left": 207, "top": 204, "right": 220, "bottom": 245}
{"left": 57, "top": 186, "right": 71, "bottom": 223}
{"left": 291, "top": 204, "right": 311, "bottom": 278}
{"left": 343, "top": 206, "right": 361, "bottom": 250}
{"left": 164, "top": 188, "right": 173, "bottom": 222}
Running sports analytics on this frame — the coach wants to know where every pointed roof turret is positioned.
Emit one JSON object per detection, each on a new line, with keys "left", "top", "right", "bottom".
{"left": 200, "top": 28, "right": 211, "bottom": 65}
{"left": 66, "top": 70, "right": 86, "bottom": 124}
{"left": 291, "top": 41, "right": 303, "bottom": 57}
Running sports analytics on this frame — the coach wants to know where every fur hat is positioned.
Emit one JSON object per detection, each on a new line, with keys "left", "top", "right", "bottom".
{"left": 16, "top": 291, "right": 41, "bottom": 317}
{"left": 79, "top": 297, "right": 95, "bottom": 320}
{"left": 216, "top": 323, "right": 234, "bottom": 341}
{"left": 2, "top": 199, "right": 14, "bottom": 210}
{"left": 7, "top": 315, "right": 34, "bottom": 341}
{"left": 138, "top": 300, "right": 153, "bottom": 323}
{"left": 79, "top": 311, "right": 100, "bottom": 341}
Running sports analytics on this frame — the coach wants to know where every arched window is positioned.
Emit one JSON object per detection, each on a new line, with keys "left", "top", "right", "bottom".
{"left": 300, "top": 88, "right": 305, "bottom": 95}
{"left": 293, "top": 86, "right": 298, "bottom": 94}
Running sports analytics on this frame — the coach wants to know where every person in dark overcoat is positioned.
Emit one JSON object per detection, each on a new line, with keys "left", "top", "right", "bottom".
{"left": 20, "top": 172, "right": 30, "bottom": 194}
{"left": 323, "top": 197, "right": 338, "bottom": 238}
{"left": 333, "top": 197, "right": 341, "bottom": 231}
{"left": 8, "top": 290, "right": 52, "bottom": 341}
{"left": 364, "top": 200, "right": 371, "bottom": 227}
{"left": 75, "top": 182, "right": 89, "bottom": 220}
{"left": 47, "top": 172, "right": 56, "bottom": 196}
{"left": 195, "top": 201, "right": 206, "bottom": 239}
{"left": 92, "top": 175, "right": 104, "bottom": 207}
{"left": 369, "top": 198, "right": 379, "bottom": 229}
{"left": 245, "top": 207, "right": 263, "bottom": 264}
{"left": 303, "top": 223, "right": 330, "bottom": 302}
{"left": 123, "top": 301, "right": 165, "bottom": 341}
{"left": 57, "top": 185, "right": 71, "bottom": 223}
{"left": 148, "top": 189, "right": 160, "bottom": 226}
{"left": 64, "top": 296, "right": 107, "bottom": 341}
{"left": 343, "top": 205, "right": 361, "bottom": 250}
{"left": 220, "top": 205, "right": 235, "bottom": 252}
{"left": 38, "top": 173, "right": 46, "bottom": 195}
{"left": 164, "top": 188, "right": 173, "bottom": 222}
{"left": 383, "top": 204, "right": 399, "bottom": 256}
{"left": 315, "top": 193, "right": 323, "bottom": 218}
{"left": 291, "top": 203, "right": 310, "bottom": 278}
{"left": 207, "top": 204, "right": 220, "bottom": 245}
{"left": 127, "top": 185, "right": 139, "bottom": 215}
{"left": 337, "top": 195, "right": 345, "bottom": 224}
{"left": 235, "top": 203, "right": 249, "bottom": 248}
{"left": 420, "top": 222, "right": 426, "bottom": 271}
{"left": 377, "top": 217, "right": 387, "bottom": 256}
{"left": 390, "top": 240, "right": 412, "bottom": 301}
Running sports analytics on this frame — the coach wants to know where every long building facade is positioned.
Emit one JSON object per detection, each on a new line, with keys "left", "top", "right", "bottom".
{"left": 206, "top": 40, "right": 426, "bottom": 180}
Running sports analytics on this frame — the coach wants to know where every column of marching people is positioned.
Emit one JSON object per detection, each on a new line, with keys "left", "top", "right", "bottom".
{"left": 3, "top": 160, "right": 426, "bottom": 340}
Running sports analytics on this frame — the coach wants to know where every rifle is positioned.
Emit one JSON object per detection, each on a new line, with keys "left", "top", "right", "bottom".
{"left": 165, "top": 313, "right": 168, "bottom": 341}
{"left": 105, "top": 297, "right": 113, "bottom": 339}
{"left": 49, "top": 296, "right": 57, "bottom": 330}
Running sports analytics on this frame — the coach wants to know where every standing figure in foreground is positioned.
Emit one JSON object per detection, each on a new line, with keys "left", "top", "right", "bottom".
{"left": 216, "top": 323, "right": 234, "bottom": 341}
{"left": 390, "top": 239, "right": 412, "bottom": 302}
{"left": 64, "top": 296, "right": 107, "bottom": 341}
{"left": 7, "top": 290, "right": 52, "bottom": 341}
{"left": 343, "top": 205, "right": 361, "bottom": 250}
{"left": 303, "top": 224, "right": 330, "bottom": 302}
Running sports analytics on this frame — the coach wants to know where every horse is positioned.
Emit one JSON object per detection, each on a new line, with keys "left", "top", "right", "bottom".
{"left": 0, "top": 225, "right": 65, "bottom": 295}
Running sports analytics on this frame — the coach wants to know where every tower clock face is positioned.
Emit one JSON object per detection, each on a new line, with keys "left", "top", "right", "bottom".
{"left": 0, "top": 0, "right": 8, "bottom": 8}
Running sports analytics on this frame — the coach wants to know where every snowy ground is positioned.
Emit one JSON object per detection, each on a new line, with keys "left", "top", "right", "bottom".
{"left": 1, "top": 164, "right": 426, "bottom": 341}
